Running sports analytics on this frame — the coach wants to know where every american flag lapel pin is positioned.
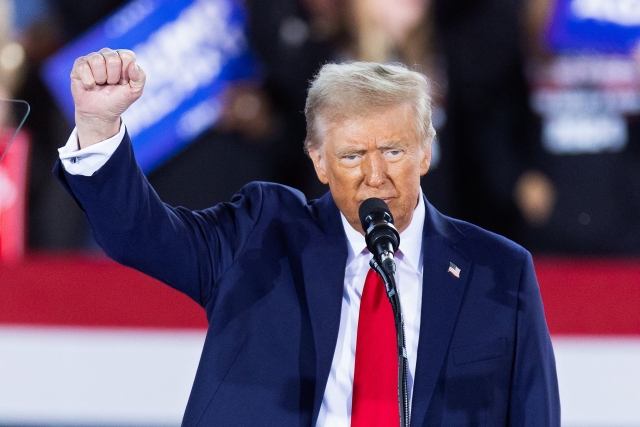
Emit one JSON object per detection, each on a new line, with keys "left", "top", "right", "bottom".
{"left": 447, "top": 262, "right": 461, "bottom": 278}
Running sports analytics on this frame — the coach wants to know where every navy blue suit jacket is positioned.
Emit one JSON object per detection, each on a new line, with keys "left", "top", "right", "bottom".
{"left": 54, "top": 133, "right": 560, "bottom": 426}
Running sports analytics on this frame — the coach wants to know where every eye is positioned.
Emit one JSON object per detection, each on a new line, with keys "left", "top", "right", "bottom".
{"left": 384, "top": 149, "right": 403, "bottom": 159}
{"left": 340, "top": 153, "right": 362, "bottom": 165}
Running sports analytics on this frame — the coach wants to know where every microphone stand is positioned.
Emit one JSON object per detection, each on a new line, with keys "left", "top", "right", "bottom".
{"left": 370, "top": 257, "right": 410, "bottom": 427}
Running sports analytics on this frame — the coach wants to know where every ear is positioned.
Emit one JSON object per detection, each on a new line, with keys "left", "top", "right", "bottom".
{"left": 419, "top": 142, "right": 431, "bottom": 176}
{"left": 308, "top": 147, "right": 329, "bottom": 184}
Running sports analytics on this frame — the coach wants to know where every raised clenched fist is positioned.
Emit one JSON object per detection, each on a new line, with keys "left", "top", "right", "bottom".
{"left": 70, "top": 48, "right": 146, "bottom": 148}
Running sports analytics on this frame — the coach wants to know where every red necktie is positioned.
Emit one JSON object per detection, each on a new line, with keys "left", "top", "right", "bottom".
{"left": 351, "top": 268, "right": 399, "bottom": 427}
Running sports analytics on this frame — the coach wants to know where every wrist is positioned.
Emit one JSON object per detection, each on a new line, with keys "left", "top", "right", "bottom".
{"left": 75, "top": 113, "right": 121, "bottom": 149}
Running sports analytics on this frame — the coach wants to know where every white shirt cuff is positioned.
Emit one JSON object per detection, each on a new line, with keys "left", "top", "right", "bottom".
{"left": 58, "top": 123, "right": 127, "bottom": 176}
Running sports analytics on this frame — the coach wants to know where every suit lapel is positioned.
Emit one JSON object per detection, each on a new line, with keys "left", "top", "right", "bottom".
{"left": 300, "top": 192, "right": 348, "bottom": 426}
{"left": 298, "top": 193, "right": 471, "bottom": 427}
{"left": 410, "top": 198, "right": 471, "bottom": 427}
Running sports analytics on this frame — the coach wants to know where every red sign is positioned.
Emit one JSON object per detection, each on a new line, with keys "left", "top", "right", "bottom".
{"left": 0, "top": 129, "right": 29, "bottom": 263}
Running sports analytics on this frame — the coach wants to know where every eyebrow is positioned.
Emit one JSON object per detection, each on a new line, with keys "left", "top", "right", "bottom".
{"left": 377, "top": 140, "right": 404, "bottom": 149}
{"left": 335, "top": 147, "right": 367, "bottom": 157}
{"left": 334, "top": 139, "right": 406, "bottom": 157}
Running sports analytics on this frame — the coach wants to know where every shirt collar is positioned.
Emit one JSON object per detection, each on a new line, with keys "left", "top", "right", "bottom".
{"left": 340, "top": 193, "right": 425, "bottom": 272}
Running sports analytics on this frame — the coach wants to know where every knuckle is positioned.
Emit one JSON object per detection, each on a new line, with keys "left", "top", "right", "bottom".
{"left": 105, "top": 56, "right": 121, "bottom": 67}
{"left": 72, "top": 58, "right": 85, "bottom": 72}
{"left": 118, "top": 49, "right": 136, "bottom": 61}
{"left": 77, "top": 61, "right": 91, "bottom": 74}
{"left": 88, "top": 54, "right": 104, "bottom": 66}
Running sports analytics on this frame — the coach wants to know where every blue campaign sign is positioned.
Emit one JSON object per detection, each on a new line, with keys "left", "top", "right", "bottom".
{"left": 546, "top": 0, "right": 640, "bottom": 53}
{"left": 42, "top": 0, "right": 257, "bottom": 172}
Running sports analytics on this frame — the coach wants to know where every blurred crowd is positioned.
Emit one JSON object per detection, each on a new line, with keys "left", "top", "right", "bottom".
{"left": 1, "top": 0, "right": 639, "bottom": 255}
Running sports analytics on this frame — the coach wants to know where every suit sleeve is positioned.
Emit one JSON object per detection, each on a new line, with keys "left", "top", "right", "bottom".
{"left": 508, "top": 251, "right": 561, "bottom": 426}
{"left": 53, "top": 131, "right": 264, "bottom": 308}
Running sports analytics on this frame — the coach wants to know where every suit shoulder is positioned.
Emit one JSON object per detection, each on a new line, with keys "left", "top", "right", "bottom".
{"left": 234, "top": 181, "right": 312, "bottom": 217}
{"left": 450, "top": 217, "right": 528, "bottom": 266}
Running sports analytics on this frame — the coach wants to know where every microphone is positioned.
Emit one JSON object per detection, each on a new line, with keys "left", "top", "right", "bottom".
{"left": 358, "top": 198, "right": 400, "bottom": 267}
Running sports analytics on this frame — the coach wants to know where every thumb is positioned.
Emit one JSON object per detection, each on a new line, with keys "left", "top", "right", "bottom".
{"left": 128, "top": 62, "right": 146, "bottom": 92}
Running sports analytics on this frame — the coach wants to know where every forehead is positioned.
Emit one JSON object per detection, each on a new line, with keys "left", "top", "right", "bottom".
{"left": 323, "top": 105, "right": 417, "bottom": 148}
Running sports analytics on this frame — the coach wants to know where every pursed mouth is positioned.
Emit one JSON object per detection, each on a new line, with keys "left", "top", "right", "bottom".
{"left": 376, "top": 197, "right": 394, "bottom": 204}
{"left": 360, "top": 196, "right": 394, "bottom": 202}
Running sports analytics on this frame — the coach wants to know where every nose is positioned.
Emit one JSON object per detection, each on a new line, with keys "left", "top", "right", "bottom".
{"left": 362, "top": 151, "right": 388, "bottom": 188}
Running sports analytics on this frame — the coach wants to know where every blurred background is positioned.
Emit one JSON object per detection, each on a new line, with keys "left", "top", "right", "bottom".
{"left": 0, "top": 0, "right": 638, "bottom": 425}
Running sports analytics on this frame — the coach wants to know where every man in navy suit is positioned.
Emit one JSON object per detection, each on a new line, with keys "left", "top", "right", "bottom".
{"left": 55, "top": 48, "right": 560, "bottom": 426}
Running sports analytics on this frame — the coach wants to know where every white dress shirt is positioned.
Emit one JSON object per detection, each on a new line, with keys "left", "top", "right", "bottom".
{"left": 316, "top": 196, "right": 424, "bottom": 427}
{"left": 58, "top": 124, "right": 425, "bottom": 426}
{"left": 58, "top": 125, "right": 126, "bottom": 176}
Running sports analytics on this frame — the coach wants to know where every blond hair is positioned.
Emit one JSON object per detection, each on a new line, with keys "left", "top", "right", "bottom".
{"left": 304, "top": 61, "right": 436, "bottom": 153}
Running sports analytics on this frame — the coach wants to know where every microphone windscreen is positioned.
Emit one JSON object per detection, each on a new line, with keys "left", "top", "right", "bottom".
{"left": 358, "top": 198, "right": 392, "bottom": 230}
